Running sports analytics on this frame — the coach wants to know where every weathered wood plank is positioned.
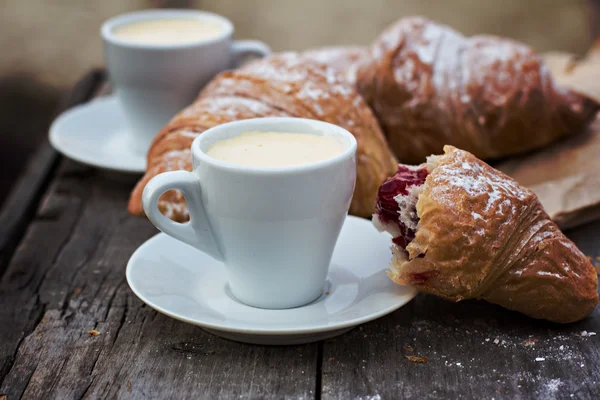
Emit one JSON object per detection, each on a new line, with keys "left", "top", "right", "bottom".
{"left": 0, "top": 69, "right": 105, "bottom": 276}
{"left": 321, "top": 220, "right": 600, "bottom": 400}
{"left": 0, "top": 159, "right": 318, "bottom": 399}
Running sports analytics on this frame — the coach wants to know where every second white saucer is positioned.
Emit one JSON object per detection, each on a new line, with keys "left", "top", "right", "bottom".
{"left": 49, "top": 95, "right": 146, "bottom": 173}
{"left": 126, "top": 216, "right": 417, "bottom": 345}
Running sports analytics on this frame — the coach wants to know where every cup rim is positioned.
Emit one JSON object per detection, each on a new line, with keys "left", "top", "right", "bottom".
{"left": 101, "top": 9, "right": 233, "bottom": 49}
{"left": 192, "top": 117, "right": 358, "bottom": 174}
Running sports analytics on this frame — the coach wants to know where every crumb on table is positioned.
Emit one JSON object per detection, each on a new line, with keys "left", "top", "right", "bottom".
{"left": 406, "top": 355, "right": 428, "bottom": 363}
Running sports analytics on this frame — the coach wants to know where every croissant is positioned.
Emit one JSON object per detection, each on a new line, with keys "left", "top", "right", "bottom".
{"left": 128, "top": 52, "right": 398, "bottom": 221}
{"left": 373, "top": 145, "right": 599, "bottom": 323}
{"left": 357, "top": 17, "right": 600, "bottom": 164}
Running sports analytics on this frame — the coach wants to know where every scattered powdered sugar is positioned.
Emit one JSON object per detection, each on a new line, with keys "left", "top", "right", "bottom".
{"left": 325, "top": 68, "right": 338, "bottom": 85}
{"left": 298, "top": 80, "right": 331, "bottom": 101}
{"left": 217, "top": 77, "right": 236, "bottom": 87}
{"left": 387, "top": 317, "right": 597, "bottom": 399}
{"left": 513, "top": 268, "right": 524, "bottom": 277}
{"left": 498, "top": 199, "right": 511, "bottom": 215}
{"left": 242, "top": 54, "right": 310, "bottom": 82}
{"left": 483, "top": 187, "right": 502, "bottom": 212}
{"left": 472, "top": 39, "right": 522, "bottom": 66}
{"left": 394, "top": 57, "right": 417, "bottom": 88}
{"left": 311, "top": 102, "right": 324, "bottom": 116}
{"left": 537, "top": 271, "right": 563, "bottom": 279}
{"left": 462, "top": 37, "right": 536, "bottom": 94}
{"left": 562, "top": 241, "right": 579, "bottom": 252}
{"left": 412, "top": 23, "right": 441, "bottom": 65}
{"left": 429, "top": 151, "right": 529, "bottom": 216}
{"left": 245, "top": 53, "right": 354, "bottom": 98}
{"left": 357, "top": 395, "right": 381, "bottom": 400}
{"left": 162, "top": 149, "right": 192, "bottom": 170}
{"left": 160, "top": 195, "right": 189, "bottom": 221}
{"left": 197, "top": 96, "right": 277, "bottom": 116}
{"left": 430, "top": 24, "right": 464, "bottom": 96}
{"left": 179, "top": 130, "right": 200, "bottom": 139}
{"left": 238, "top": 53, "right": 359, "bottom": 120}
{"left": 541, "top": 379, "right": 563, "bottom": 395}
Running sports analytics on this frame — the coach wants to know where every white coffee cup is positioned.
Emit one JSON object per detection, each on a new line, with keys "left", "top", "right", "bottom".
{"left": 101, "top": 10, "right": 271, "bottom": 155}
{"left": 141, "top": 118, "right": 357, "bottom": 309}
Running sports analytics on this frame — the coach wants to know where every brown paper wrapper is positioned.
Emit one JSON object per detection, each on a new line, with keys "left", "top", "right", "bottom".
{"left": 496, "top": 42, "right": 600, "bottom": 230}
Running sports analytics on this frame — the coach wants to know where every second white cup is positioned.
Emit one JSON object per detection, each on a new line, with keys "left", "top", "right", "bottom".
{"left": 101, "top": 9, "right": 271, "bottom": 155}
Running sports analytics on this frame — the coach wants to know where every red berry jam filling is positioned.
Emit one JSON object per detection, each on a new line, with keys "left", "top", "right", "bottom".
{"left": 375, "top": 165, "right": 429, "bottom": 250}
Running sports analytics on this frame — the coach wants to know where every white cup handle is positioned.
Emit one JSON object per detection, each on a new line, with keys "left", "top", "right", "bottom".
{"left": 142, "top": 171, "right": 224, "bottom": 261}
{"left": 231, "top": 40, "right": 271, "bottom": 67}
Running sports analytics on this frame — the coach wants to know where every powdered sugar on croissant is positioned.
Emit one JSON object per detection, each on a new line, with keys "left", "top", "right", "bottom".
{"left": 374, "top": 145, "right": 599, "bottom": 323}
{"left": 301, "top": 46, "right": 369, "bottom": 84}
{"left": 358, "top": 17, "right": 600, "bottom": 164}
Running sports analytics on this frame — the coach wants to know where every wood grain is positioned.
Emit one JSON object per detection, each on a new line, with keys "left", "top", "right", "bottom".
{"left": 0, "top": 69, "right": 105, "bottom": 277}
{"left": 0, "top": 160, "right": 318, "bottom": 399}
{"left": 321, "top": 220, "right": 600, "bottom": 400}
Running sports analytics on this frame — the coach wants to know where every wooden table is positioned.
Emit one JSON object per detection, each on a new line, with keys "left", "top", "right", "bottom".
{"left": 0, "top": 71, "right": 599, "bottom": 400}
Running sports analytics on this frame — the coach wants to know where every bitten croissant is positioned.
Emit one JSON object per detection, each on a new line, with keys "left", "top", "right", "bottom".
{"left": 128, "top": 53, "right": 398, "bottom": 221}
{"left": 357, "top": 17, "right": 600, "bottom": 164}
{"left": 373, "top": 145, "right": 599, "bottom": 323}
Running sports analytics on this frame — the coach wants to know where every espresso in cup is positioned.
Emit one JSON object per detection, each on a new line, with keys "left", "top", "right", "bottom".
{"left": 113, "top": 18, "right": 225, "bottom": 45}
{"left": 205, "top": 131, "right": 346, "bottom": 167}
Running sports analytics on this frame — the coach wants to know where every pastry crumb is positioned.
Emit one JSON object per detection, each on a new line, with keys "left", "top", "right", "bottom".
{"left": 577, "top": 331, "right": 596, "bottom": 337}
{"left": 403, "top": 344, "right": 414, "bottom": 353}
{"left": 523, "top": 338, "right": 539, "bottom": 346}
{"left": 406, "top": 355, "right": 428, "bottom": 363}
{"left": 88, "top": 329, "right": 100, "bottom": 336}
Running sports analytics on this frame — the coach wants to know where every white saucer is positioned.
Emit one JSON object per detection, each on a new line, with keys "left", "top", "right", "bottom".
{"left": 49, "top": 95, "right": 146, "bottom": 173}
{"left": 126, "top": 216, "right": 417, "bottom": 345}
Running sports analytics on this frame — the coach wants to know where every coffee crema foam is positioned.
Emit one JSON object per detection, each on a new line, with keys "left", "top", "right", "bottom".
{"left": 113, "top": 18, "right": 225, "bottom": 45}
{"left": 205, "top": 131, "right": 346, "bottom": 168}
